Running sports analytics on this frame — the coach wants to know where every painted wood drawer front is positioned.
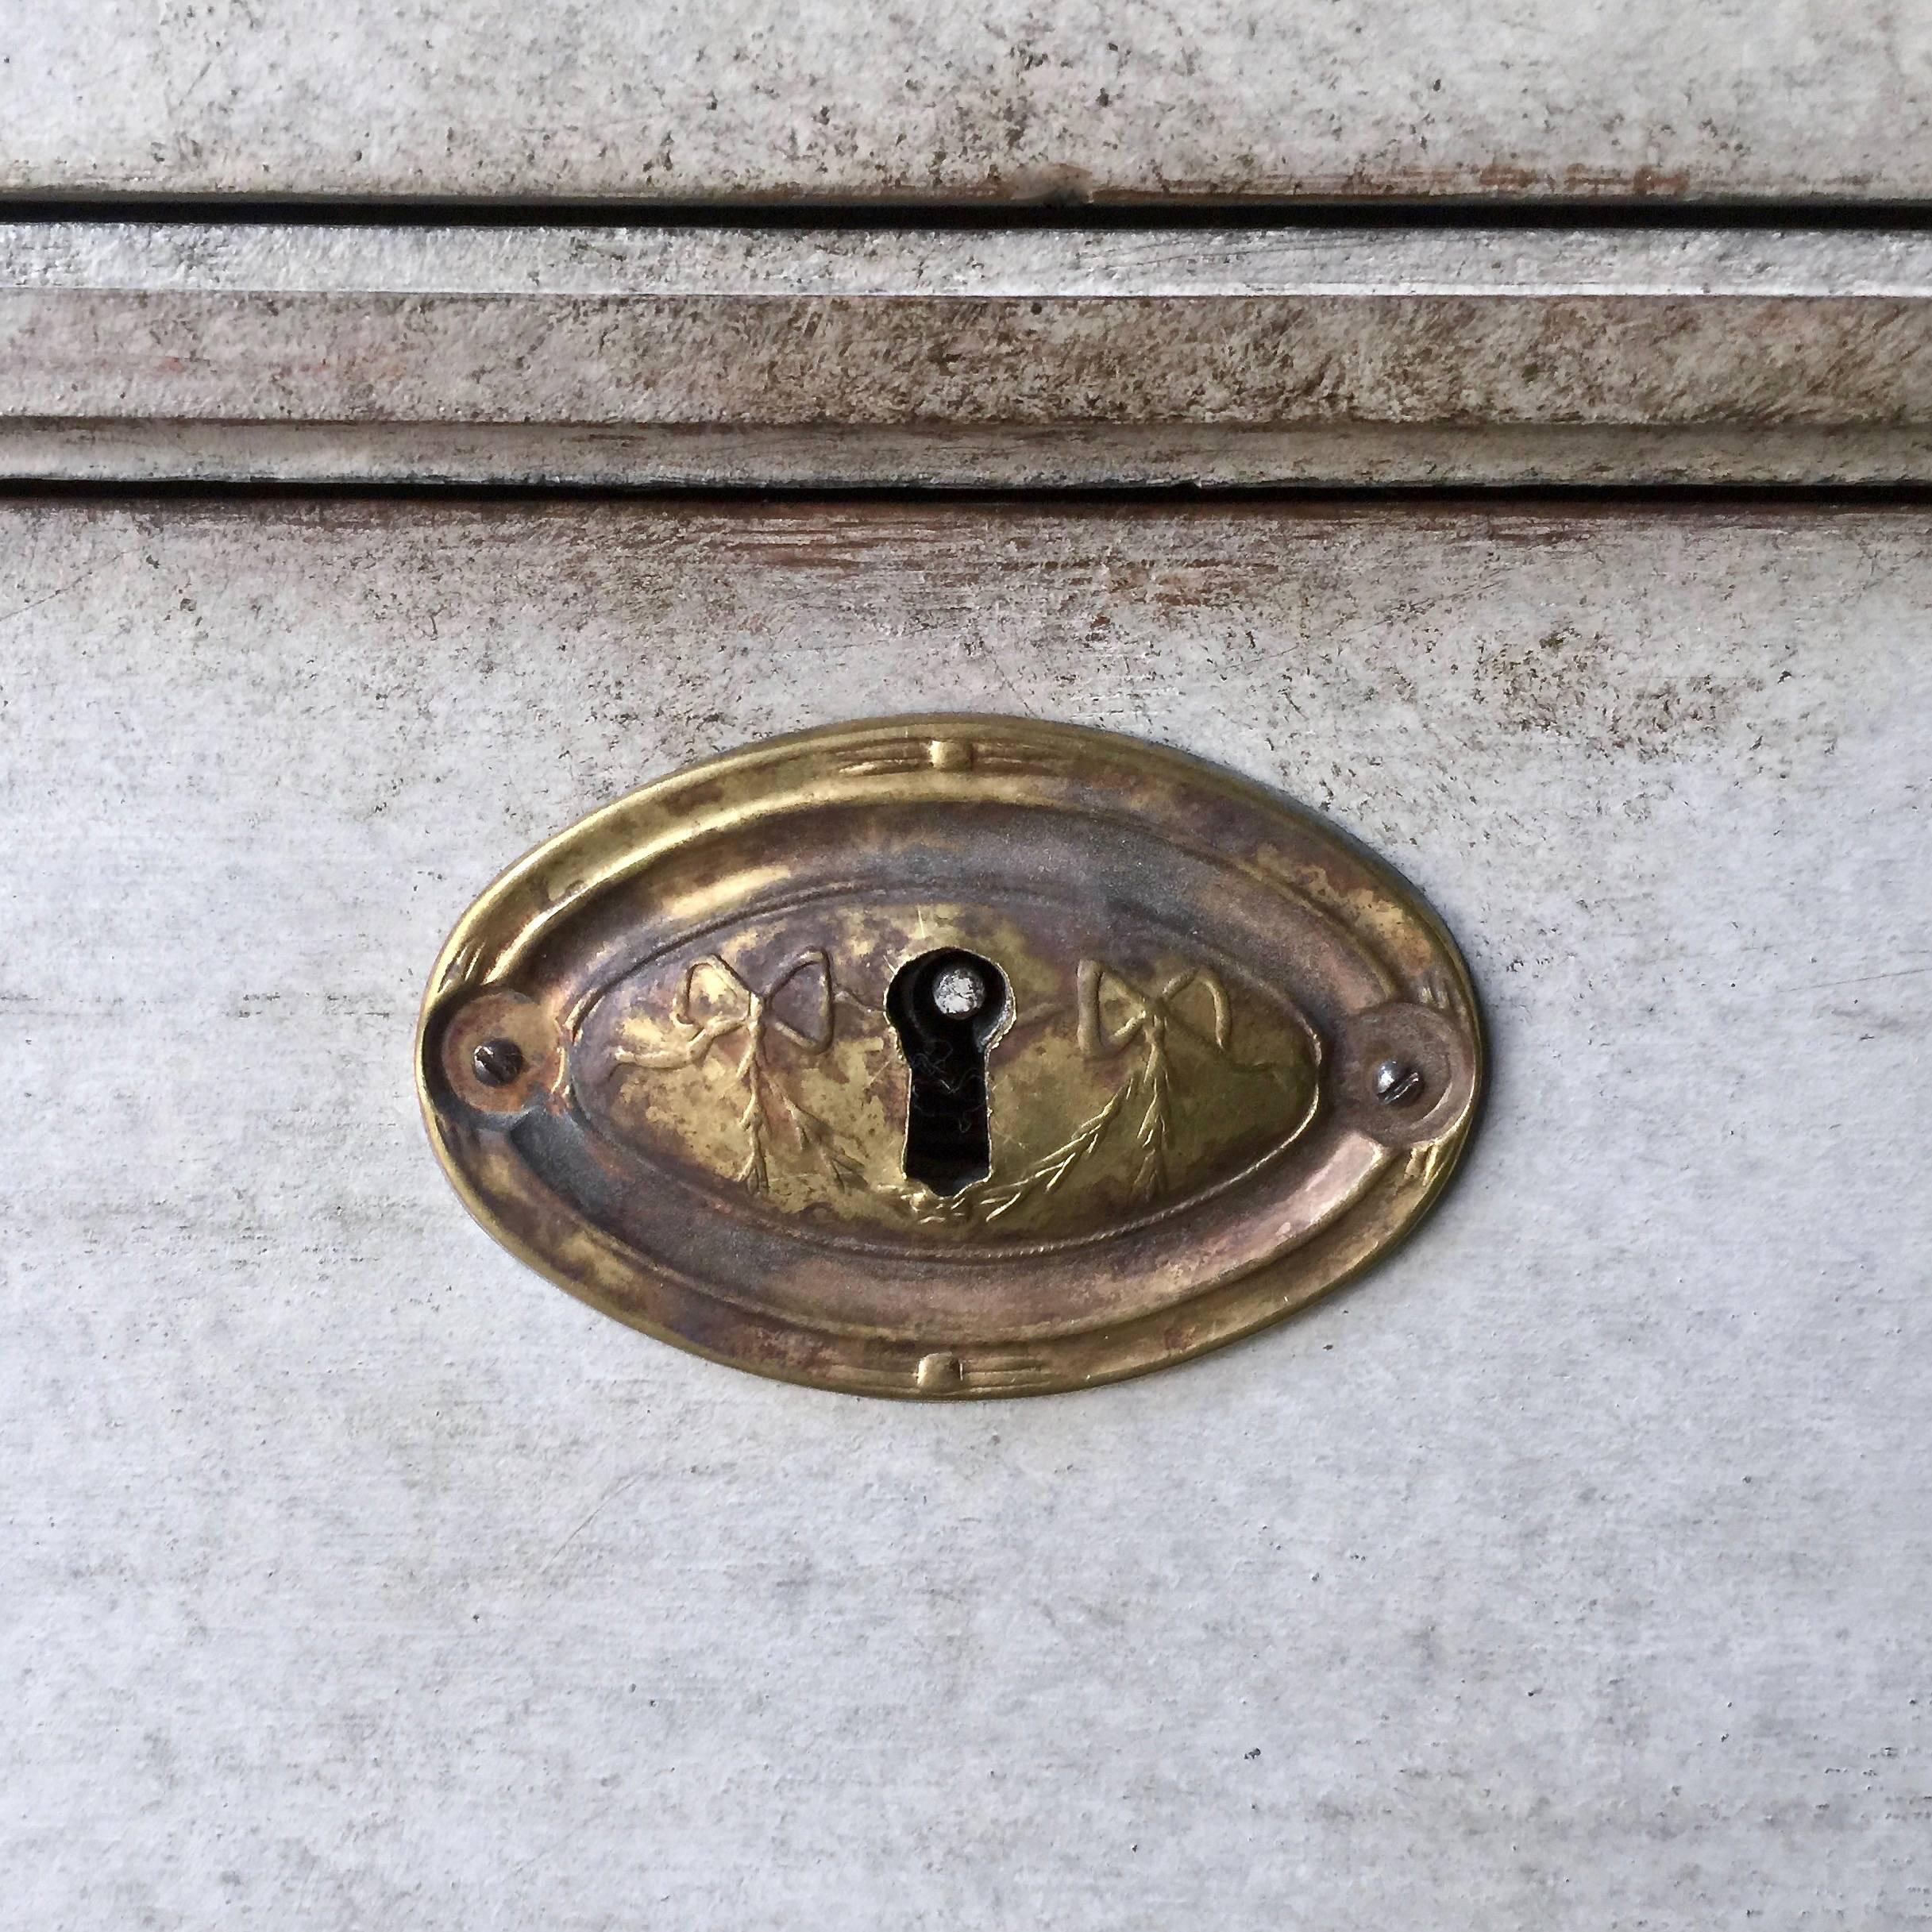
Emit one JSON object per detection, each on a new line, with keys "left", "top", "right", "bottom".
{"left": 2, "top": 0, "right": 1928, "bottom": 202}
{"left": 6, "top": 496, "right": 1927, "bottom": 1929}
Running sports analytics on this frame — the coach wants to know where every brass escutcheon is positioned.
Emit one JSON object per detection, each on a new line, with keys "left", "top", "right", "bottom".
{"left": 416, "top": 716, "right": 1484, "bottom": 1398}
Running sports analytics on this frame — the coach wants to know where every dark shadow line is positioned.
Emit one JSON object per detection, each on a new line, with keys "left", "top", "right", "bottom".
{"left": 6, "top": 192, "right": 1932, "bottom": 232}
{"left": 2, "top": 476, "right": 1932, "bottom": 510}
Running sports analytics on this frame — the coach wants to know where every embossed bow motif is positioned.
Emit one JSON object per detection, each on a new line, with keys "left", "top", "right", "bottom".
{"left": 970, "top": 960, "right": 1283, "bottom": 1220}
{"left": 613, "top": 951, "right": 861, "bottom": 1194}
{"left": 1085, "top": 961, "right": 1238, "bottom": 1201}
{"left": 615, "top": 946, "right": 1304, "bottom": 1221}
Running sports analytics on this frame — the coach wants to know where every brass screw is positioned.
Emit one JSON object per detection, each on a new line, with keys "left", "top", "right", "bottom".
{"left": 472, "top": 1038, "right": 526, "bottom": 1087}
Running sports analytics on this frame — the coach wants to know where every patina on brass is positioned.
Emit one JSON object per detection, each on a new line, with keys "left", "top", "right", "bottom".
{"left": 417, "top": 716, "right": 1484, "bottom": 1398}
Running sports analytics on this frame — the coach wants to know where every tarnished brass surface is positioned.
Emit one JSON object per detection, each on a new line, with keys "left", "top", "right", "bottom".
{"left": 416, "top": 716, "right": 1483, "bottom": 1397}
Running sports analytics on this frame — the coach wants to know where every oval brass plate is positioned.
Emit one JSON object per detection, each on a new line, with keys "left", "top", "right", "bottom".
{"left": 417, "top": 717, "right": 1483, "bottom": 1398}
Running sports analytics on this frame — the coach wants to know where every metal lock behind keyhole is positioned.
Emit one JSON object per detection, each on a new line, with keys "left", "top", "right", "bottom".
{"left": 886, "top": 949, "right": 1012, "bottom": 1195}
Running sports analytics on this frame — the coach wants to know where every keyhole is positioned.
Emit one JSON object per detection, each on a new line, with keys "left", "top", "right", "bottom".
{"left": 886, "top": 948, "right": 1011, "bottom": 1196}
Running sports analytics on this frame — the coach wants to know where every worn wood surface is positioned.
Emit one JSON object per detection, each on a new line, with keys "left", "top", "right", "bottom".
{"left": 6, "top": 224, "right": 1932, "bottom": 485}
{"left": 4, "top": 496, "right": 1928, "bottom": 1928}
{"left": 3, "top": 0, "right": 1930, "bottom": 202}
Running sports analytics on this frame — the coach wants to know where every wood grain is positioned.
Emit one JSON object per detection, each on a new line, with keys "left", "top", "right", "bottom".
{"left": 6, "top": 224, "right": 1932, "bottom": 484}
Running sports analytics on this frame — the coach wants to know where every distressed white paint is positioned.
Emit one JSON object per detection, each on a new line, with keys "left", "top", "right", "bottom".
{"left": 2, "top": 0, "right": 1930, "bottom": 201}
{"left": 4, "top": 223, "right": 1931, "bottom": 485}
{"left": 4, "top": 499, "right": 1928, "bottom": 1927}
{"left": 13, "top": 223, "right": 1932, "bottom": 298}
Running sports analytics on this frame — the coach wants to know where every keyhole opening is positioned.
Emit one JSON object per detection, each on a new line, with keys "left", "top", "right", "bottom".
{"left": 886, "top": 948, "right": 1011, "bottom": 1197}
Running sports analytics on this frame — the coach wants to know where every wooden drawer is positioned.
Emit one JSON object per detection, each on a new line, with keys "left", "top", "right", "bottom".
{"left": 7, "top": 492, "right": 1928, "bottom": 1926}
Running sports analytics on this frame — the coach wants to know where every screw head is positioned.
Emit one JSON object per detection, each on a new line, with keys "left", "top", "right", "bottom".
{"left": 929, "top": 963, "right": 987, "bottom": 1019}
{"left": 1373, "top": 1059, "right": 1425, "bottom": 1106}
{"left": 472, "top": 1037, "right": 526, "bottom": 1087}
